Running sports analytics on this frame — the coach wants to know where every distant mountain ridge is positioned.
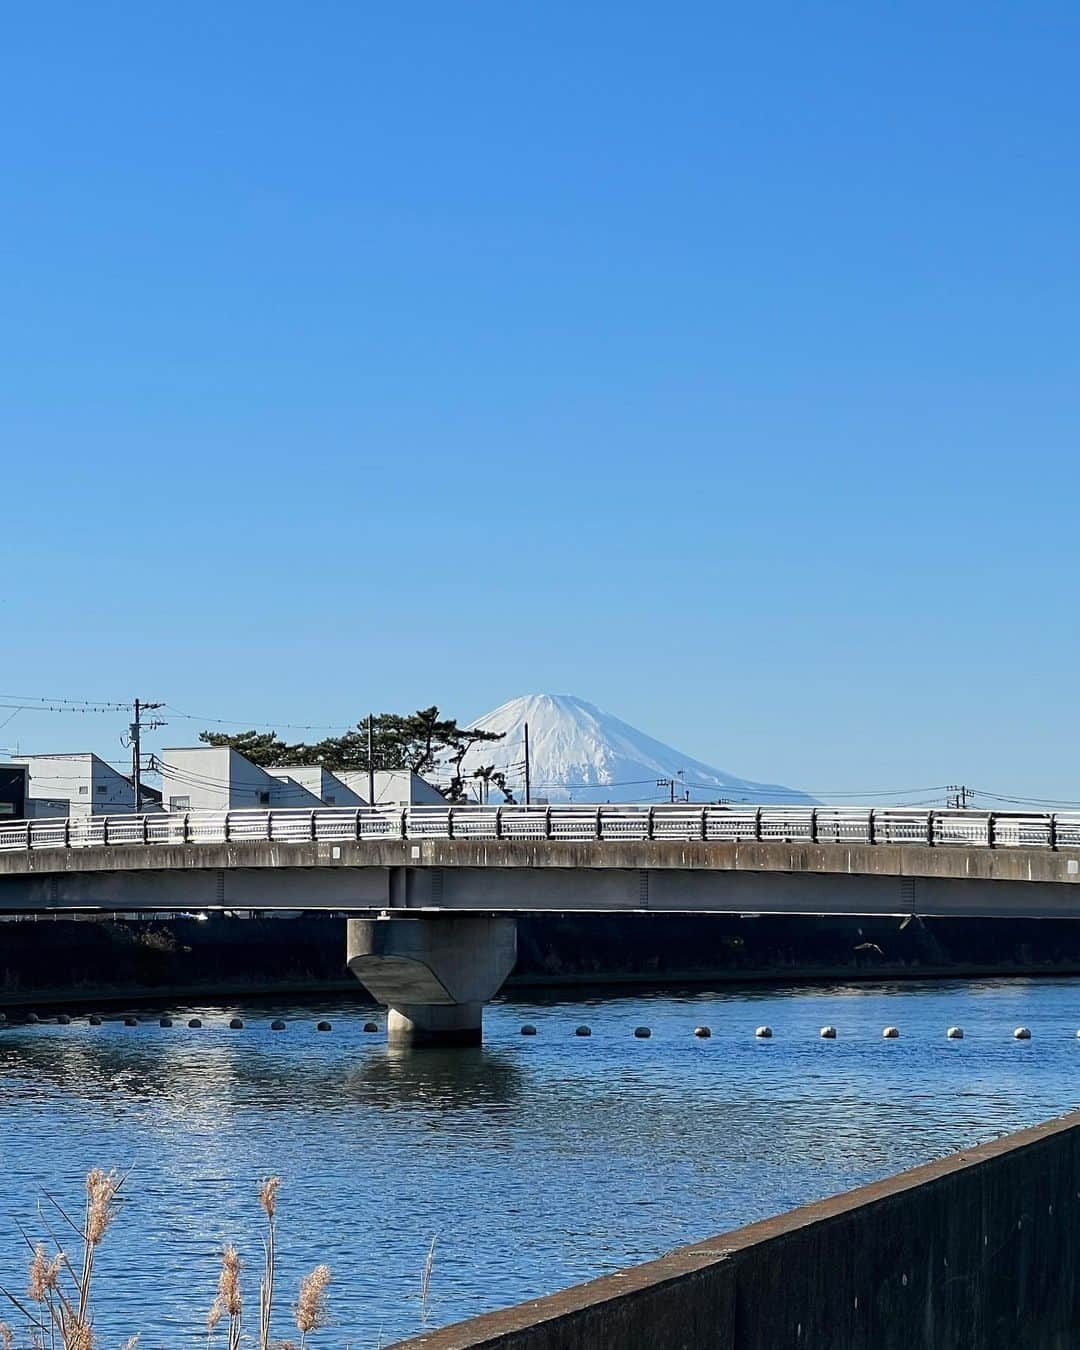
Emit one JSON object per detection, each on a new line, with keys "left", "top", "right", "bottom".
{"left": 452, "top": 694, "right": 813, "bottom": 805}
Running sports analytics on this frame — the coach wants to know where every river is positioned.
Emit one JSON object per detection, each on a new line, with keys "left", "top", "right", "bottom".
{"left": 0, "top": 977, "right": 1078, "bottom": 1347}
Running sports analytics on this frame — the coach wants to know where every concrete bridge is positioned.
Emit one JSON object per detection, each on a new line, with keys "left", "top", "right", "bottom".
{"left": 2, "top": 803, "right": 1079, "bottom": 1044}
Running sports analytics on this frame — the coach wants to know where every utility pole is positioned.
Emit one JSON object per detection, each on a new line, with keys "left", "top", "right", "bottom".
{"left": 946, "top": 784, "right": 971, "bottom": 809}
{"left": 657, "top": 777, "right": 676, "bottom": 804}
{"left": 130, "top": 699, "right": 165, "bottom": 813}
{"left": 367, "top": 713, "right": 375, "bottom": 808}
{"left": 523, "top": 722, "right": 531, "bottom": 806}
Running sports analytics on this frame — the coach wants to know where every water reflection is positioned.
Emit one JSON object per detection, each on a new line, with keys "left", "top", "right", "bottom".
{"left": 346, "top": 1045, "right": 522, "bottom": 1113}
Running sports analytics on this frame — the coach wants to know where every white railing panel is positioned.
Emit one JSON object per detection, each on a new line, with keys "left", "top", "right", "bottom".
{"left": 651, "top": 808, "right": 705, "bottom": 841}
{"left": 185, "top": 812, "right": 229, "bottom": 844}
{"left": 872, "top": 811, "right": 931, "bottom": 844}
{"left": 934, "top": 813, "right": 991, "bottom": 847}
{"left": 758, "top": 808, "right": 815, "bottom": 842}
{"left": 498, "top": 808, "right": 550, "bottom": 840}
{"left": 599, "top": 808, "right": 651, "bottom": 841}
{"left": 992, "top": 815, "right": 1053, "bottom": 849}
{"left": 705, "top": 810, "right": 760, "bottom": 841}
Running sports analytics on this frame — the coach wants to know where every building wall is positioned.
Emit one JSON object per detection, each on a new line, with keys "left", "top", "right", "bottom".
{"left": 337, "top": 769, "right": 445, "bottom": 807}
{"left": 160, "top": 748, "right": 324, "bottom": 812}
{"left": 267, "top": 766, "right": 367, "bottom": 807}
{"left": 12, "top": 754, "right": 136, "bottom": 817}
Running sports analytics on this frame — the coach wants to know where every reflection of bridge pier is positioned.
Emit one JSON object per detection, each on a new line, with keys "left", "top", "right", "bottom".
{"left": 346, "top": 913, "right": 516, "bottom": 1047}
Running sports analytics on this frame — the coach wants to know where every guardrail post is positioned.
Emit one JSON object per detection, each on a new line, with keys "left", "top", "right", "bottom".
{"left": 754, "top": 808, "right": 762, "bottom": 842}
{"left": 63, "top": 818, "right": 70, "bottom": 848}
{"left": 447, "top": 808, "right": 455, "bottom": 840}
{"left": 647, "top": 806, "right": 654, "bottom": 841}
{"left": 142, "top": 814, "right": 149, "bottom": 845}
{"left": 987, "top": 812, "right": 996, "bottom": 849}
{"left": 700, "top": 807, "right": 707, "bottom": 841}
{"left": 223, "top": 812, "right": 231, "bottom": 843}
{"left": 266, "top": 811, "right": 273, "bottom": 842}
{"left": 183, "top": 812, "right": 190, "bottom": 844}
{"left": 544, "top": 806, "right": 552, "bottom": 839}
{"left": 809, "top": 808, "right": 818, "bottom": 843}
{"left": 595, "top": 806, "right": 602, "bottom": 839}
{"left": 494, "top": 807, "right": 503, "bottom": 839}
{"left": 927, "top": 811, "right": 935, "bottom": 847}
{"left": 355, "top": 807, "right": 362, "bottom": 841}
{"left": 103, "top": 817, "right": 110, "bottom": 847}
{"left": 868, "top": 809, "right": 875, "bottom": 845}
{"left": 1051, "top": 814, "right": 1058, "bottom": 851}
{"left": 400, "top": 808, "right": 408, "bottom": 839}
{"left": 310, "top": 810, "right": 317, "bottom": 841}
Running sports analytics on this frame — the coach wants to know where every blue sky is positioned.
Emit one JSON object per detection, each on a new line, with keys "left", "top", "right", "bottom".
{"left": 3, "top": 2, "right": 1079, "bottom": 803}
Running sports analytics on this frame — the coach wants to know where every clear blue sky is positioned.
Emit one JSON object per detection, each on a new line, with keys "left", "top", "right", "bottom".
{"left": 3, "top": 2, "right": 1079, "bottom": 804}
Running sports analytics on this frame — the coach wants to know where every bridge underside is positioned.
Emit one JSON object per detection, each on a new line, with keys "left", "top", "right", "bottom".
{"left": 2, "top": 860, "right": 1080, "bottom": 919}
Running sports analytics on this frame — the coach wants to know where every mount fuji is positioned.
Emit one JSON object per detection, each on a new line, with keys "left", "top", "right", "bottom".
{"left": 452, "top": 694, "right": 813, "bottom": 805}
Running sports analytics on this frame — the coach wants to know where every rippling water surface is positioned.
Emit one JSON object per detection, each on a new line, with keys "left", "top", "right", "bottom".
{"left": 1, "top": 977, "right": 1079, "bottom": 1347}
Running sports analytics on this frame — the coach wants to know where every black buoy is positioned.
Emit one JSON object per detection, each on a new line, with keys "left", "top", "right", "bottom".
{"left": 575, "top": 1025, "right": 592, "bottom": 1037}
{"left": 88, "top": 1015, "right": 102, "bottom": 1027}
{"left": 25, "top": 1013, "right": 39, "bottom": 1024}
{"left": 693, "top": 1026, "right": 712, "bottom": 1038}
{"left": 0, "top": 1012, "right": 6, "bottom": 1023}
{"left": 124, "top": 1016, "right": 138, "bottom": 1027}
{"left": 520, "top": 1024, "right": 538, "bottom": 1036}
{"left": 188, "top": 1018, "right": 202, "bottom": 1029}
{"left": 56, "top": 1014, "right": 71, "bottom": 1025}
{"left": 316, "top": 1021, "right": 332, "bottom": 1032}
{"left": 363, "top": 1021, "right": 379, "bottom": 1033}
{"left": 270, "top": 1019, "right": 286, "bottom": 1031}
{"left": 633, "top": 1026, "right": 651, "bottom": 1039}
{"left": 160, "top": 1017, "right": 174, "bottom": 1028}
{"left": 229, "top": 1018, "right": 244, "bottom": 1030}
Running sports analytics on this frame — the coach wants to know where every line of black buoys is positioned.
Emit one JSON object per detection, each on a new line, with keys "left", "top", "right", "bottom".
{"left": 88, "top": 1015, "right": 102, "bottom": 1026}
{"left": 316, "top": 1021, "right": 332, "bottom": 1032}
{"left": 188, "top": 1018, "right": 202, "bottom": 1029}
{"left": 575, "top": 1025, "right": 591, "bottom": 1037}
{"left": 229, "top": 1018, "right": 244, "bottom": 1030}
{"left": 270, "top": 1019, "right": 286, "bottom": 1031}
{"left": 694, "top": 1026, "right": 712, "bottom": 1038}
{"left": 160, "top": 1017, "right": 173, "bottom": 1028}
{"left": 57, "top": 1014, "right": 71, "bottom": 1025}
{"left": 124, "top": 1016, "right": 138, "bottom": 1027}
{"left": 520, "top": 1024, "right": 537, "bottom": 1036}
{"left": 633, "top": 1026, "right": 651, "bottom": 1039}
{"left": 363, "top": 1021, "right": 379, "bottom": 1033}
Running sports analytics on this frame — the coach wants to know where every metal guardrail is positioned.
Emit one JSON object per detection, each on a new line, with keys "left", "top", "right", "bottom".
{"left": 0, "top": 804, "right": 1079, "bottom": 853}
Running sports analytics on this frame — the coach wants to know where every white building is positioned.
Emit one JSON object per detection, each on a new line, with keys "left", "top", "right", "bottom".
{"left": 336, "top": 768, "right": 445, "bottom": 809}
{"left": 160, "top": 747, "right": 326, "bottom": 813}
{"left": 10, "top": 753, "right": 153, "bottom": 818}
{"left": 158, "top": 748, "right": 444, "bottom": 813}
{"left": 266, "top": 765, "right": 367, "bottom": 807}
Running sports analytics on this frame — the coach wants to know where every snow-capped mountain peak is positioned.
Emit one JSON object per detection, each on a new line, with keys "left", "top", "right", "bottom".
{"left": 450, "top": 693, "right": 811, "bottom": 804}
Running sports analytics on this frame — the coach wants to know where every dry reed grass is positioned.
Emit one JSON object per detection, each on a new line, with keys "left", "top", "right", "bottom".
{"left": 1, "top": 1173, "right": 331, "bottom": 1350}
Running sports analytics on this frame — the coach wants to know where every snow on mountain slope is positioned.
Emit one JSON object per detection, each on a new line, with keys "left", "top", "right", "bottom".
{"left": 451, "top": 694, "right": 813, "bottom": 804}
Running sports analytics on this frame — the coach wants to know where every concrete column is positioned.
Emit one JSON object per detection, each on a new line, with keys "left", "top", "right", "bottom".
{"left": 346, "top": 914, "right": 517, "bottom": 1047}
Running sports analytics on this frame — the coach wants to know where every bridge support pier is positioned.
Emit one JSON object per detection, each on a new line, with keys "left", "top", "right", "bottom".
{"left": 346, "top": 914, "right": 517, "bottom": 1048}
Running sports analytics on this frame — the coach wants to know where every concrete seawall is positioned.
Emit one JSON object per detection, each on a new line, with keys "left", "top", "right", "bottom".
{"left": 392, "top": 1111, "right": 1080, "bottom": 1350}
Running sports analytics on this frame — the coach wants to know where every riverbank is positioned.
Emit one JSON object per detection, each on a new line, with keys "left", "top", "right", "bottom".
{"left": 5, "top": 910, "right": 1080, "bottom": 1009}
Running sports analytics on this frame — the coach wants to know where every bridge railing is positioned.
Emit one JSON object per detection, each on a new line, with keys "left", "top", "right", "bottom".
{"left": 1, "top": 804, "right": 1079, "bottom": 853}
